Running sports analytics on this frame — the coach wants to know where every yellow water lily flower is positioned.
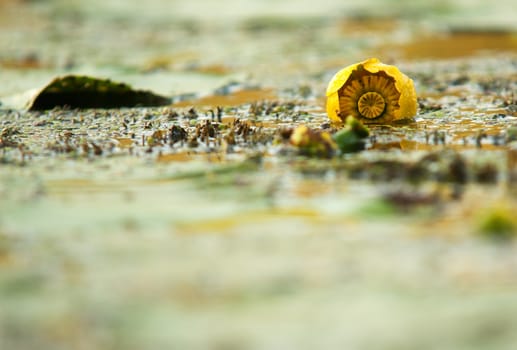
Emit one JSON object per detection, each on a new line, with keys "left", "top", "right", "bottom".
{"left": 326, "top": 58, "right": 417, "bottom": 124}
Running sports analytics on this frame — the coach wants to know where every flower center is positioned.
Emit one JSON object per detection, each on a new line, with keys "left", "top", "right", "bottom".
{"left": 357, "top": 92, "right": 385, "bottom": 119}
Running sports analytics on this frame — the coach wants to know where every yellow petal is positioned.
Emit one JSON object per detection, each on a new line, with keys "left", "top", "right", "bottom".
{"left": 326, "top": 58, "right": 417, "bottom": 124}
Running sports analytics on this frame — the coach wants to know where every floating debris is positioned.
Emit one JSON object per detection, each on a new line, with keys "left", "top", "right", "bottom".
{"left": 383, "top": 189, "right": 439, "bottom": 211}
{"left": 478, "top": 206, "right": 517, "bottom": 241}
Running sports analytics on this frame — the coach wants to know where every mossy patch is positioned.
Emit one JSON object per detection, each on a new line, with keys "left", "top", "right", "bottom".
{"left": 27, "top": 75, "right": 170, "bottom": 110}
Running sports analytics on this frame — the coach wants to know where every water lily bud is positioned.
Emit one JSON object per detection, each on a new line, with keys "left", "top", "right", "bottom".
{"left": 290, "top": 125, "right": 336, "bottom": 158}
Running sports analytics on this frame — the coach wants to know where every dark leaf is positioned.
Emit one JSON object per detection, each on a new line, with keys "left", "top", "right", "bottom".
{"left": 27, "top": 75, "right": 170, "bottom": 110}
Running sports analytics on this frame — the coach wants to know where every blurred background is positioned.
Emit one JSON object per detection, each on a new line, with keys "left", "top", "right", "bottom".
{"left": 1, "top": 0, "right": 517, "bottom": 98}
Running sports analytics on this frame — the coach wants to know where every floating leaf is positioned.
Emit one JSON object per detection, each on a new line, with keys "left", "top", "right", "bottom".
{"left": 27, "top": 75, "right": 170, "bottom": 110}
{"left": 326, "top": 58, "right": 417, "bottom": 124}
